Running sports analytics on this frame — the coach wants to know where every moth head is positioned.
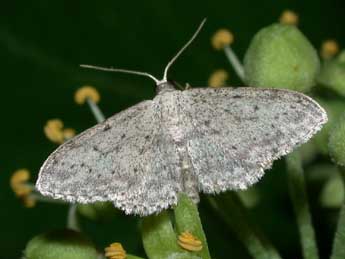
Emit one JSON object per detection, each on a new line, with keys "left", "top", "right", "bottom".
{"left": 80, "top": 19, "right": 206, "bottom": 92}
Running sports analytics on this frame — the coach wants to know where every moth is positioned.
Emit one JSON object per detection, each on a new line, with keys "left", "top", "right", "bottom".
{"left": 36, "top": 20, "right": 327, "bottom": 216}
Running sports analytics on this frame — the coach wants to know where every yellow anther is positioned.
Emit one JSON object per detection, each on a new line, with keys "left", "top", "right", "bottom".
{"left": 279, "top": 10, "right": 299, "bottom": 25}
{"left": 63, "top": 128, "right": 76, "bottom": 140}
{"left": 10, "top": 169, "right": 31, "bottom": 197}
{"left": 10, "top": 169, "right": 36, "bottom": 207}
{"left": 178, "top": 231, "right": 203, "bottom": 252}
{"left": 321, "top": 40, "right": 339, "bottom": 59}
{"left": 208, "top": 69, "right": 229, "bottom": 88}
{"left": 46, "top": 119, "right": 64, "bottom": 130}
{"left": 75, "top": 86, "right": 100, "bottom": 105}
{"left": 105, "top": 242, "right": 126, "bottom": 259}
{"left": 44, "top": 119, "right": 65, "bottom": 144}
{"left": 23, "top": 195, "right": 36, "bottom": 208}
{"left": 211, "top": 29, "right": 234, "bottom": 50}
{"left": 44, "top": 119, "right": 75, "bottom": 144}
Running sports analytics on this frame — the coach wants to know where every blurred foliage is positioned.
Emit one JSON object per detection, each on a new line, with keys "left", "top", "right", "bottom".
{"left": 1, "top": 1, "right": 345, "bottom": 259}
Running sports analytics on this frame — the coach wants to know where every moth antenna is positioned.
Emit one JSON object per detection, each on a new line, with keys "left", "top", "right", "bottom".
{"left": 162, "top": 18, "right": 207, "bottom": 82}
{"left": 80, "top": 64, "right": 160, "bottom": 85}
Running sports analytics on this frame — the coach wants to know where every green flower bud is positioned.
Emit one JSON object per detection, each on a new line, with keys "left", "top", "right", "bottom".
{"left": 329, "top": 112, "right": 345, "bottom": 166}
{"left": 77, "top": 202, "right": 118, "bottom": 221}
{"left": 317, "top": 50, "right": 345, "bottom": 96}
{"left": 313, "top": 98, "right": 345, "bottom": 155}
{"left": 24, "top": 229, "right": 98, "bottom": 259}
{"left": 244, "top": 23, "right": 320, "bottom": 92}
{"left": 320, "top": 172, "right": 344, "bottom": 208}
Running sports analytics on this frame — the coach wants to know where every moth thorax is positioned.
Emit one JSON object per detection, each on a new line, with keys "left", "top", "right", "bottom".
{"left": 156, "top": 82, "right": 176, "bottom": 95}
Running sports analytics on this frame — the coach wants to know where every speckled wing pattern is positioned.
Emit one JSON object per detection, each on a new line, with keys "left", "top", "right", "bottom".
{"left": 36, "top": 100, "right": 183, "bottom": 216}
{"left": 37, "top": 86, "right": 327, "bottom": 216}
{"left": 181, "top": 87, "right": 327, "bottom": 193}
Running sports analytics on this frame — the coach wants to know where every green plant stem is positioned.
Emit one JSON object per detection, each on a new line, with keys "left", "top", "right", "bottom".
{"left": 330, "top": 166, "right": 345, "bottom": 259}
{"left": 67, "top": 204, "right": 80, "bottom": 231}
{"left": 208, "top": 194, "right": 282, "bottom": 259}
{"left": 87, "top": 98, "right": 105, "bottom": 123}
{"left": 174, "top": 194, "right": 211, "bottom": 259}
{"left": 224, "top": 45, "right": 245, "bottom": 81}
{"left": 286, "top": 150, "right": 319, "bottom": 259}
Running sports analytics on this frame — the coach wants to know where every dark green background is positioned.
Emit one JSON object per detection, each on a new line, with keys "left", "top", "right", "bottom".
{"left": 1, "top": 1, "right": 344, "bottom": 258}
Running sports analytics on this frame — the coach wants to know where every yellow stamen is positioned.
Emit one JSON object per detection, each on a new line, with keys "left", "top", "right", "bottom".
{"left": 10, "top": 169, "right": 32, "bottom": 197}
{"left": 23, "top": 195, "right": 36, "bottom": 208}
{"left": 75, "top": 86, "right": 100, "bottom": 105}
{"left": 10, "top": 169, "right": 36, "bottom": 207}
{"left": 178, "top": 231, "right": 203, "bottom": 252}
{"left": 279, "top": 10, "right": 299, "bottom": 25}
{"left": 105, "top": 242, "right": 126, "bottom": 259}
{"left": 46, "top": 119, "right": 64, "bottom": 130}
{"left": 208, "top": 69, "right": 229, "bottom": 88}
{"left": 211, "top": 29, "right": 234, "bottom": 50}
{"left": 10, "top": 169, "right": 30, "bottom": 187}
{"left": 321, "top": 40, "right": 339, "bottom": 59}
{"left": 44, "top": 119, "right": 65, "bottom": 144}
{"left": 63, "top": 128, "right": 76, "bottom": 140}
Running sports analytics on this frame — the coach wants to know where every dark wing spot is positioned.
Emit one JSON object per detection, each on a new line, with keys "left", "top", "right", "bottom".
{"left": 80, "top": 163, "right": 85, "bottom": 167}
{"left": 134, "top": 168, "right": 138, "bottom": 173}
{"left": 93, "top": 146, "right": 99, "bottom": 152}
{"left": 204, "top": 120, "right": 210, "bottom": 126}
{"left": 103, "top": 124, "right": 111, "bottom": 131}
{"left": 254, "top": 105, "right": 259, "bottom": 111}
{"left": 88, "top": 168, "right": 92, "bottom": 173}
{"left": 121, "top": 134, "right": 126, "bottom": 139}
{"left": 271, "top": 124, "right": 275, "bottom": 129}
{"left": 145, "top": 135, "right": 150, "bottom": 140}
{"left": 283, "top": 112, "right": 288, "bottom": 116}
{"left": 111, "top": 170, "right": 115, "bottom": 175}
{"left": 231, "top": 146, "right": 237, "bottom": 150}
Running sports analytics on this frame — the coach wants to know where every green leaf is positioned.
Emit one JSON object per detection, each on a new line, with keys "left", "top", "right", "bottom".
{"left": 286, "top": 150, "right": 319, "bottom": 259}
{"left": 174, "top": 194, "right": 211, "bottom": 259}
{"left": 141, "top": 211, "right": 200, "bottom": 259}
